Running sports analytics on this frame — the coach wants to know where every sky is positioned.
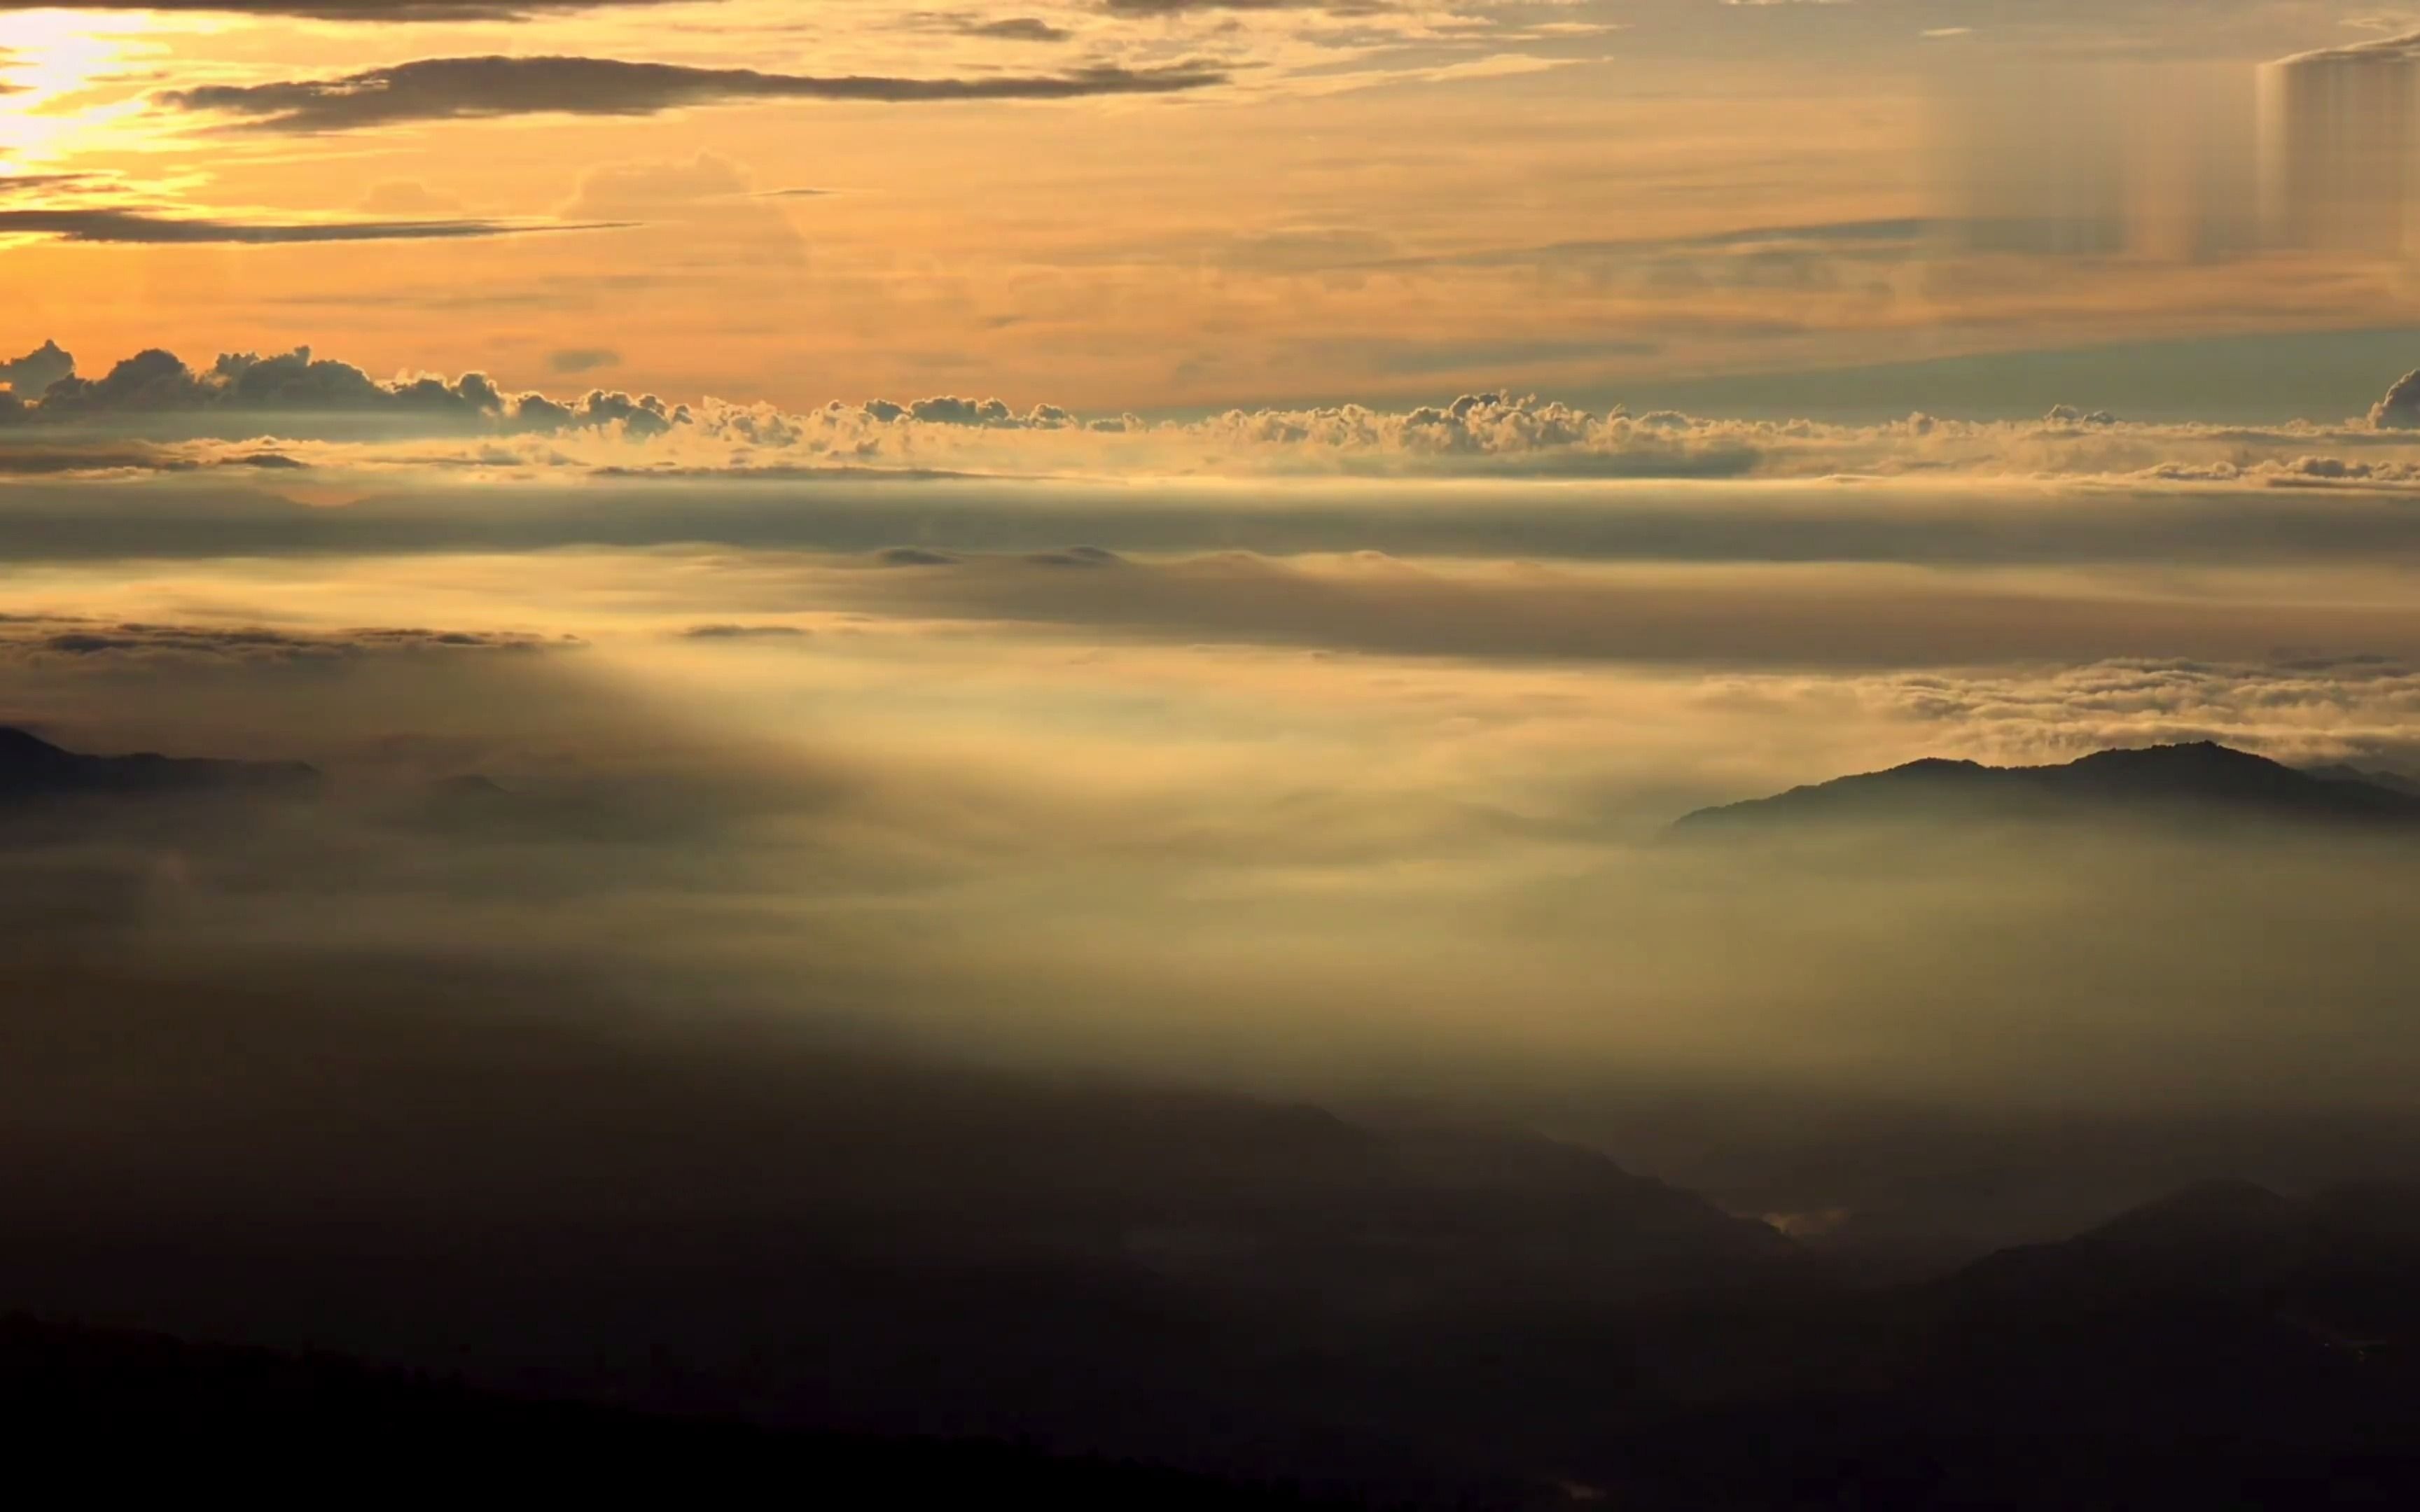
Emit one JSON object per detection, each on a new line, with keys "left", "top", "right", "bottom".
{"left": 8, "top": 2, "right": 2420, "bottom": 1238}
{"left": 8, "top": 1, "right": 2420, "bottom": 416}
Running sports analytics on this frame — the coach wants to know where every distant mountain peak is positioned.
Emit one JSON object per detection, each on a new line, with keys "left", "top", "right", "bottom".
{"left": 1674, "top": 741, "right": 2420, "bottom": 833}
{"left": 0, "top": 727, "right": 68, "bottom": 760}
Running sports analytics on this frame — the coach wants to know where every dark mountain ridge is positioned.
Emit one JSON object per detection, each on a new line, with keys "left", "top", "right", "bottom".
{"left": 0, "top": 725, "right": 318, "bottom": 801}
{"left": 1674, "top": 740, "right": 2420, "bottom": 832}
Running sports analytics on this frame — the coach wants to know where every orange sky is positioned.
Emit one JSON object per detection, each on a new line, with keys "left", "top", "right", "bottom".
{"left": 3, "top": 1, "right": 2417, "bottom": 412}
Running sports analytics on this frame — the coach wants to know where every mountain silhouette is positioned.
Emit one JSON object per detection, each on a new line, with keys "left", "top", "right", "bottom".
{"left": 0, "top": 727, "right": 318, "bottom": 802}
{"left": 1673, "top": 741, "right": 2420, "bottom": 832}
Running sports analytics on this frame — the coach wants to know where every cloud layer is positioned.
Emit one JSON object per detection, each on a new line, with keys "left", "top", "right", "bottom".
{"left": 17, "top": 340, "right": 2420, "bottom": 492}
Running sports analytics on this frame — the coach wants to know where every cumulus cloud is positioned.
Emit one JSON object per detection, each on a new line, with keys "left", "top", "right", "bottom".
{"left": 2042, "top": 404, "right": 2117, "bottom": 426}
{"left": 0, "top": 340, "right": 71, "bottom": 398}
{"left": 2, "top": 344, "right": 685, "bottom": 440}
{"left": 23, "top": 337, "right": 2420, "bottom": 488}
{"left": 163, "top": 55, "right": 1229, "bottom": 133}
{"left": 580, "top": 386, "right": 1785, "bottom": 479}
{"left": 2367, "top": 368, "right": 2420, "bottom": 430}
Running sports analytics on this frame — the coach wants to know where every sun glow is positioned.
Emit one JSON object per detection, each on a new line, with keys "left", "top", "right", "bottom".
{"left": 0, "top": 10, "right": 157, "bottom": 161}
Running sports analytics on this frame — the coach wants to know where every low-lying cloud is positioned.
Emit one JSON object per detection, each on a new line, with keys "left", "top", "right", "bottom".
{"left": 0, "top": 615, "right": 564, "bottom": 666}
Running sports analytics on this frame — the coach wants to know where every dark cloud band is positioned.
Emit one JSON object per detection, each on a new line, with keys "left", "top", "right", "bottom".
{"left": 162, "top": 55, "right": 1229, "bottom": 133}
{"left": 0, "top": 208, "right": 611, "bottom": 245}
{"left": 0, "top": 0, "right": 682, "bottom": 17}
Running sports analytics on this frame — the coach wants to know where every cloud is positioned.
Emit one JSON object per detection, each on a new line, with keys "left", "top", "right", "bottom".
{"left": 677, "top": 622, "right": 809, "bottom": 639}
{"left": 0, "top": 0, "right": 684, "bottom": 15}
{"left": 905, "top": 12, "right": 1075, "bottom": 42}
{"left": 3, "top": 344, "right": 685, "bottom": 440}
{"left": 162, "top": 55, "right": 1229, "bottom": 133}
{"left": 773, "top": 550, "right": 2420, "bottom": 671}
{"left": 26, "top": 337, "right": 2420, "bottom": 489}
{"left": 0, "top": 440, "right": 306, "bottom": 476}
{"left": 357, "top": 179, "right": 464, "bottom": 215}
{"left": 549, "top": 349, "right": 620, "bottom": 376}
{"left": 561, "top": 150, "right": 763, "bottom": 216}
{"left": 0, "top": 174, "right": 102, "bottom": 200}
{"left": 0, "top": 207, "right": 602, "bottom": 245}
{"left": 2271, "top": 29, "right": 2420, "bottom": 67}
{"left": 0, "top": 615, "right": 562, "bottom": 666}
{"left": 0, "top": 340, "right": 71, "bottom": 398}
{"left": 1102, "top": 0, "right": 1351, "bottom": 10}
{"left": 2368, "top": 369, "right": 2420, "bottom": 430}
{"left": 874, "top": 547, "right": 961, "bottom": 566}
{"left": 1830, "top": 657, "right": 2420, "bottom": 771}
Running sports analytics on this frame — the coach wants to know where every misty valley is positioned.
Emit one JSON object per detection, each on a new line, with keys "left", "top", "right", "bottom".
{"left": 5, "top": 712, "right": 2420, "bottom": 1506}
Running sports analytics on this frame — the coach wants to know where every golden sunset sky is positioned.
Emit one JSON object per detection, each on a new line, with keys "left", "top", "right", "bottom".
{"left": 7, "top": 1, "right": 2419, "bottom": 418}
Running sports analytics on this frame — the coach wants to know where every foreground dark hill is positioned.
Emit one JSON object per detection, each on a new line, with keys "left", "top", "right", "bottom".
{"left": 1674, "top": 740, "right": 2420, "bottom": 832}
{"left": 18, "top": 1180, "right": 2420, "bottom": 1507}
{"left": 0, "top": 1313, "right": 1347, "bottom": 1505}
